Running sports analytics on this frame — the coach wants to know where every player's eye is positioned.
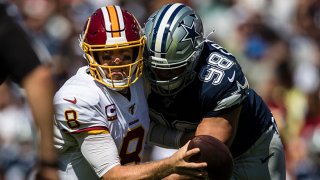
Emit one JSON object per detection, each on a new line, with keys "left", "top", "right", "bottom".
{"left": 123, "top": 55, "right": 132, "bottom": 61}
{"left": 103, "top": 55, "right": 112, "bottom": 60}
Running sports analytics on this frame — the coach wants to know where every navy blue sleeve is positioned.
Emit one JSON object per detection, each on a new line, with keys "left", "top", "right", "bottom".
{"left": 196, "top": 41, "right": 249, "bottom": 118}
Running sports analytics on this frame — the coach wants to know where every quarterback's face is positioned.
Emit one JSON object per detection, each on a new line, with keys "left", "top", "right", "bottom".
{"left": 97, "top": 48, "right": 133, "bottom": 80}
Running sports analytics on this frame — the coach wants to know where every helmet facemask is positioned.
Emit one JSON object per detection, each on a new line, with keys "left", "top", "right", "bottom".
{"left": 144, "top": 50, "right": 201, "bottom": 96}
{"left": 82, "top": 39, "right": 145, "bottom": 91}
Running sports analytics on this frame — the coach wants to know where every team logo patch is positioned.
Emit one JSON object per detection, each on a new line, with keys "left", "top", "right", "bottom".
{"left": 63, "top": 97, "right": 77, "bottom": 104}
{"left": 180, "top": 17, "right": 201, "bottom": 47}
{"left": 105, "top": 104, "right": 117, "bottom": 121}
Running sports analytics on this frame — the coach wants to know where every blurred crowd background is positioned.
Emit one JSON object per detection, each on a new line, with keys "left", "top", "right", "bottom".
{"left": 0, "top": 0, "right": 319, "bottom": 179}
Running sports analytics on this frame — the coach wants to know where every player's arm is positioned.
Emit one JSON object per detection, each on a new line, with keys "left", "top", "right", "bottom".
{"left": 104, "top": 142, "right": 207, "bottom": 180}
{"left": 73, "top": 131, "right": 207, "bottom": 180}
{"left": 194, "top": 105, "right": 242, "bottom": 147}
{"left": 147, "top": 104, "right": 242, "bottom": 148}
{"left": 23, "top": 65, "right": 59, "bottom": 179}
{"left": 22, "top": 65, "right": 57, "bottom": 164}
{"left": 2, "top": 3, "right": 57, "bottom": 169}
{"left": 193, "top": 54, "right": 247, "bottom": 146}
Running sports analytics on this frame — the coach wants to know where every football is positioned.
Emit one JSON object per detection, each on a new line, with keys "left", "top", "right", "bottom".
{"left": 187, "top": 135, "right": 234, "bottom": 180}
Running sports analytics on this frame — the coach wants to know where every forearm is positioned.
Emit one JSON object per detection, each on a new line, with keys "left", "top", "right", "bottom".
{"left": 147, "top": 122, "right": 196, "bottom": 148}
{"left": 22, "top": 65, "right": 57, "bottom": 162}
{"left": 103, "top": 158, "right": 175, "bottom": 180}
{"left": 195, "top": 106, "right": 242, "bottom": 147}
{"left": 147, "top": 122, "right": 184, "bottom": 149}
{"left": 77, "top": 133, "right": 206, "bottom": 180}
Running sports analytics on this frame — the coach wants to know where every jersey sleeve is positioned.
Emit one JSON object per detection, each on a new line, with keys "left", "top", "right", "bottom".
{"left": 54, "top": 87, "right": 109, "bottom": 134}
{"left": 74, "top": 133, "right": 121, "bottom": 178}
{"left": 200, "top": 43, "right": 249, "bottom": 117}
{"left": 213, "top": 68, "right": 248, "bottom": 111}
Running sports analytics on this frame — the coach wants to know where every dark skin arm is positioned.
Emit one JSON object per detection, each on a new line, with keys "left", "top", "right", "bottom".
{"left": 180, "top": 105, "right": 242, "bottom": 147}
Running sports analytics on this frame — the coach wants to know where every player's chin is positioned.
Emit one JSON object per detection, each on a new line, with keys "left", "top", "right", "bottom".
{"left": 109, "top": 72, "right": 127, "bottom": 80}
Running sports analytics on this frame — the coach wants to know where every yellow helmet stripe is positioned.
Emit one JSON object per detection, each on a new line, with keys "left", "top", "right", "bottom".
{"left": 81, "top": 17, "right": 91, "bottom": 46}
{"left": 107, "top": 5, "right": 121, "bottom": 37}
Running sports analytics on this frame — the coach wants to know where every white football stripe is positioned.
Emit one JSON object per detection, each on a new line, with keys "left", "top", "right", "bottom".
{"left": 115, "top": 6, "right": 126, "bottom": 38}
{"left": 101, "top": 7, "right": 112, "bottom": 41}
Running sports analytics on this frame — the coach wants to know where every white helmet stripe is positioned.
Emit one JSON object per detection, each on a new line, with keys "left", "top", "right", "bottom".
{"left": 101, "top": 7, "right": 112, "bottom": 42}
{"left": 115, "top": 5, "right": 126, "bottom": 38}
{"left": 155, "top": 3, "right": 182, "bottom": 58}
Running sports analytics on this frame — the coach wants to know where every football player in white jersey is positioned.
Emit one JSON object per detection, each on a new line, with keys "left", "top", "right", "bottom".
{"left": 53, "top": 5, "right": 207, "bottom": 180}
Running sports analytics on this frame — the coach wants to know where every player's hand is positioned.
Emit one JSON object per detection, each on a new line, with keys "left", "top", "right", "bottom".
{"left": 167, "top": 141, "right": 207, "bottom": 178}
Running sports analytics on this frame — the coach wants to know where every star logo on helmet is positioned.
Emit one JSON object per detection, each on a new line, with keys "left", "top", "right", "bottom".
{"left": 180, "top": 19, "right": 201, "bottom": 47}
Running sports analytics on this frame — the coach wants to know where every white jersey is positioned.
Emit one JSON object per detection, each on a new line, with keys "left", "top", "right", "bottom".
{"left": 54, "top": 66, "right": 150, "bottom": 179}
